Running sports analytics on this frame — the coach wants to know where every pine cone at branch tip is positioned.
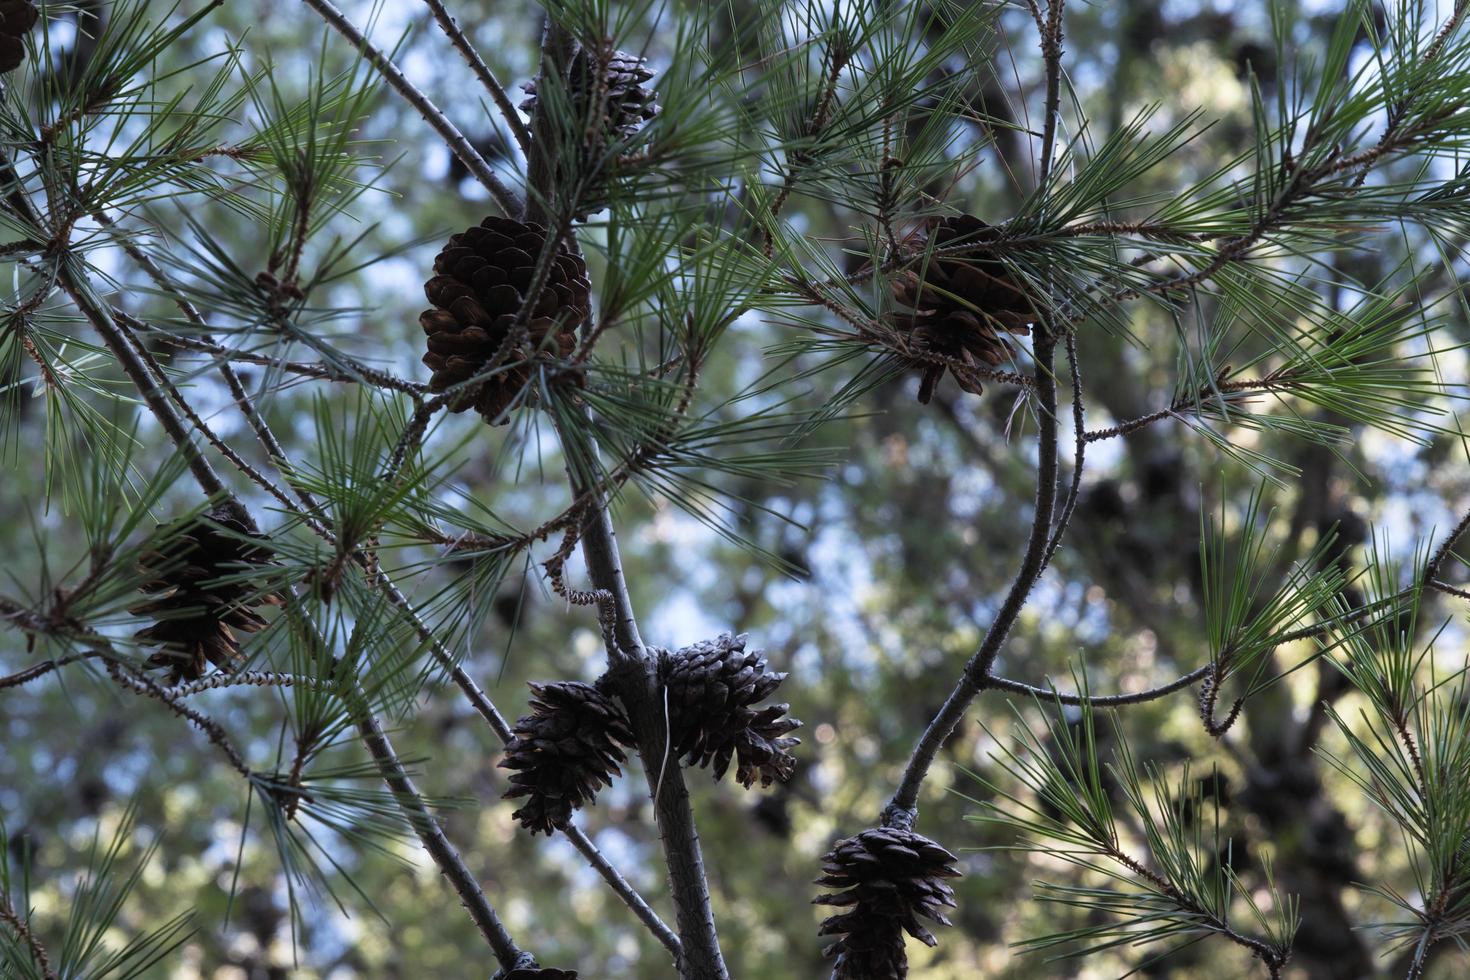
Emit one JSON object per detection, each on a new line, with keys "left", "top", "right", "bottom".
{"left": 520, "top": 44, "right": 660, "bottom": 220}
{"left": 814, "top": 827, "right": 962, "bottom": 979}
{"left": 419, "top": 216, "right": 592, "bottom": 424}
{"left": 499, "top": 680, "right": 636, "bottom": 835}
{"left": 886, "top": 214, "right": 1037, "bottom": 404}
{"left": 519, "top": 45, "right": 660, "bottom": 144}
{"left": 0, "top": 1, "right": 37, "bottom": 75}
{"left": 660, "top": 632, "right": 802, "bottom": 788}
{"left": 131, "top": 506, "right": 280, "bottom": 685}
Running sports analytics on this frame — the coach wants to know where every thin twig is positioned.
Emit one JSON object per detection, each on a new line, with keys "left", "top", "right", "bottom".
{"left": 1082, "top": 374, "right": 1307, "bottom": 443}
{"left": 423, "top": 0, "right": 533, "bottom": 155}
{"left": 105, "top": 659, "right": 253, "bottom": 777}
{"left": 986, "top": 664, "right": 1214, "bottom": 708}
{"left": 120, "top": 311, "right": 427, "bottom": 395}
{"left": 563, "top": 823, "right": 682, "bottom": 959}
{"left": 1035, "top": 0, "right": 1066, "bottom": 189}
{"left": 1110, "top": 848, "right": 1289, "bottom": 972}
{"left": 523, "top": 19, "right": 725, "bottom": 964}
{"left": 886, "top": 331, "right": 1060, "bottom": 822}
{"left": 350, "top": 689, "right": 529, "bottom": 972}
{"left": 33, "top": 194, "right": 530, "bottom": 967}
{"left": 62, "top": 267, "right": 231, "bottom": 497}
{"left": 1348, "top": 0, "right": 1470, "bottom": 192}
{"left": 1042, "top": 329, "right": 1084, "bottom": 566}
{"left": 763, "top": 31, "right": 851, "bottom": 253}
{"left": 300, "top": 0, "right": 520, "bottom": 214}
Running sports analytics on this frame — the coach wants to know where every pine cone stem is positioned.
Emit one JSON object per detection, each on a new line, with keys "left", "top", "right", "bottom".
{"left": 520, "top": 30, "right": 721, "bottom": 968}
{"left": 554, "top": 422, "right": 730, "bottom": 979}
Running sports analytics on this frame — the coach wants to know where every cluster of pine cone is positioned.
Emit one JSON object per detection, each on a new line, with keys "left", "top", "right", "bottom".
{"left": 419, "top": 40, "right": 662, "bottom": 423}
{"left": 118, "top": 33, "right": 992, "bottom": 980}
{"left": 498, "top": 634, "right": 801, "bottom": 835}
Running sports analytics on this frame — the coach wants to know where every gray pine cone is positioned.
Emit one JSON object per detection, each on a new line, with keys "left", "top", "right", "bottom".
{"left": 499, "top": 681, "right": 636, "bottom": 835}
{"left": 520, "top": 45, "right": 659, "bottom": 144}
{"left": 661, "top": 633, "right": 802, "bottom": 788}
{"left": 814, "top": 827, "right": 962, "bottom": 979}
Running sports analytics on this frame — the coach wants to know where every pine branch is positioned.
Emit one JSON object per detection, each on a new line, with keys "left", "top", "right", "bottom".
{"left": 94, "top": 217, "right": 529, "bottom": 748}
{"left": 563, "top": 823, "right": 682, "bottom": 959}
{"left": 91, "top": 213, "right": 678, "bottom": 963}
{"left": 567, "top": 464, "right": 726, "bottom": 979}
{"left": 0, "top": 148, "right": 239, "bottom": 507}
{"left": 985, "top": 664, "right": 1213, "bottom": 708}
{"left": 104, "top": 658, "right": 252, "bottom": 778}
{"left": 1348, "top": 0, "right": 1470, "bottom": 192}
{"left": 886, "top": 329, "right": 1060, "bottom": 822}
{"left": 300, "top": 0, "right": 520, "bottom": 215}
{"left": 762, "top": 22, "right": 853, "bottom": 251}
{"left": 423, "top": 0, "right": 533, "bottom": 155}
{"left": 519, "top": 20, "right": 727, "bottom": 974}
{"left": 58, "top": 263, "right": 230, "bottom": 498}
{"left": 1034, "top": 0, "right": 1065, "bottom": 188}
{"left": 128, "top": 324, "right": 426, "bottom": 394}
{"left": 112, "top": 314, "right": 303, "bottom": 514}
{"left": 972, "top": 696, "right": 1298, "bottom": 976}
{"left": 0, "top": 652, "right": 104, "bottom": 691}
{"left": 351, "top": 691, "right": 531, "bottom": 973}
{"left": 1043, "top": 328, "right": 1085, "bottom": 565}
{"left": 25, "top": 215, "right": 532, "bottom": 967}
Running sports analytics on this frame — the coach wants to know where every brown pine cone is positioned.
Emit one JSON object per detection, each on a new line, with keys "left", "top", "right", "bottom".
{"left": 815, "top": 827, "right": 962, "bottom": 979}
{"left": 0, "top": 1, "right": 37, "bottom": 74}
{"left": 132, "top": 507, "right": 279, "bottom": 685}
{"left": 520, "top": 44, "right": 659, "bottom": 145}
{"left": 499, "top": 681, "right": 636, "bottom": 835}
{"left": 419, "top": 217, "right": 591, "bottom": 423}
{"left": 661, "top": 633, "right": 802, "bottom": 788}
{"left": 887, "top": 214, "right": 1036, "bottom": 403}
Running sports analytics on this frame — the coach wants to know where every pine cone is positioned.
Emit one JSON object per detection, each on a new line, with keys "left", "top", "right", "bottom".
{"left": 419, "top": 217, "right": 592, "bottom": 423}
{"left": 0, "top": 1, "right": 36, "bottom": 74}
{"left": 500, "top": 681, "right": 636, "bottom": 835}
{"left": 131, "top": 507, "right": 279, "bottom": 685}
{"left": 520, "top": 44, "right": 659, "bottom": 220}
{"left": 662, "top": 633, "right": 802, "bottom": 788}
{"left": 814, "top": 827, "right": 962, "bottom": 979}
{"left": 887, "top": 214, "right": 1035, "bottom": 404}
{"left": 520, "top": 45, "right": 659, "bottom": 145}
